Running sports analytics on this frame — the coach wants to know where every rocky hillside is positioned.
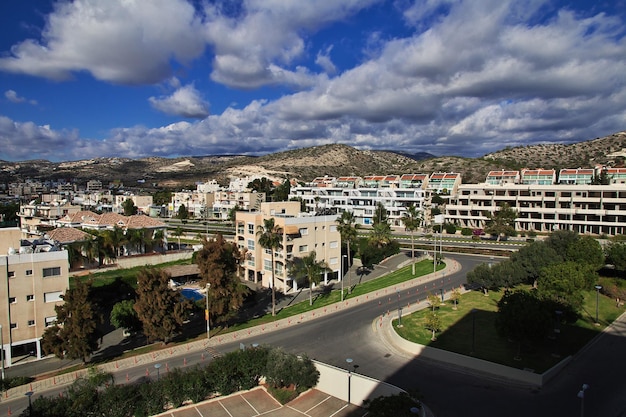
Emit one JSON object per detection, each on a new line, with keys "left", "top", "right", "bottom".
{"left": 1, "top": 130, "right": 624, "bottom": 188}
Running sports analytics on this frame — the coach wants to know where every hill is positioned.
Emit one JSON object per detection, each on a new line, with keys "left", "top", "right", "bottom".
{"left": 1, "top": 131, "right": 624, "bottom": 188}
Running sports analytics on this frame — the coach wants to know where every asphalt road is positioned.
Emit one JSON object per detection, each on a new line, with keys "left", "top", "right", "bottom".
{"left": 4, "top": 253, "right": 625, "bottom": 417}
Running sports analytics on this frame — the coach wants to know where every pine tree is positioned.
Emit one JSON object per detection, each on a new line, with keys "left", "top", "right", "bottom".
{"left": 134, "top": 267, "right": 192, "bottom": 343}
{"left": 195, "top": 234, "right": 248, "bottom": 323}
{"left": 41, "top": 279, "right": 101, "bottom": 363}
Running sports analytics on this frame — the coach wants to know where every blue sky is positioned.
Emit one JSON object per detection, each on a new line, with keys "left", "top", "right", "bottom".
{"left": 0, "top": 0, "right": 625, "bottom": 162}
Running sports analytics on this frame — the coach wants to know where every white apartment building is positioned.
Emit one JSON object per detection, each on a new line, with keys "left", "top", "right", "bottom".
{"left": 18, "top": 201, "right": 83, "bottom": 237}
{"left": 113, "top": 194, "right": 154, "bottom": 214}
{"left": 446, "top": 183, "right": 626, "bottom": 235}
{"left": 289, "top": 174, "right": 431, "bottom": 227}
{"left": 235, "top": 202, "right": 342, "bottom": 293}
{"left": 0, "top": 228, "right": 69, "bottom": 365}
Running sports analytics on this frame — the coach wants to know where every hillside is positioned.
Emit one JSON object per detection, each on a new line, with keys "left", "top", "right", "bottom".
{"left": 1, "top": 130, "right": 624, "bottom": 188}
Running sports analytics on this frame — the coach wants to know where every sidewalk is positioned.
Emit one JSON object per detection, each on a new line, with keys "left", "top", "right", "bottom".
{"left": 2, "top": 253, "right": 457, "bottom": 403}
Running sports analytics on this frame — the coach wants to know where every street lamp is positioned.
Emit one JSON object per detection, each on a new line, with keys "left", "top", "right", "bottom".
{"left": 154, "top": 363, "right": 162, "bottom": 381}
{"left": 206, "top": 283, "right": 211, "bottom": 339}
{"left": 341, "top": 255, "right": 347, "bottom": 302}
{"left": 345, "top": 358, "right": 354, "bottom": 405}
{"left": 594, "top": 285, "right": 602, "bottom": 325}
{"left": 577, "top": 384, "right": 589, "bottom": 417}
{"left": 25, "top": 391, "right": 34, "bottom": 415}
{"left": 0, "top": 323, "right": 5, "bottom": 380}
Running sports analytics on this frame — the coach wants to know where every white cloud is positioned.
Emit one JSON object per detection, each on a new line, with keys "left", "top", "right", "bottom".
{"left": 149, "top": 84, "right": 209, "bottom": 118}
{"left": 4, "top": 90, "right": 37, "bottom": 105}
{"left": 0, "top": 0, "right": 205, "bottom": 84}
{"left": 315, "top": 46, "right": 337, "bottom": 74}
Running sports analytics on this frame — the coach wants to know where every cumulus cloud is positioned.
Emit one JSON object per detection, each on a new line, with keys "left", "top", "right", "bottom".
{"left": 149, "top": 84, "right": 210, "bottom": 118}
{"left": 4, "top": 90, "right": 37, "bottom": 105}
{"left": 0, "top": 0, "right": 205, "bottom": 84}
{"left": 0, "top": 0, "right": 625, "bottom": 161}
{"left": 315, "top": 46, "right": 337, "bottom": 74}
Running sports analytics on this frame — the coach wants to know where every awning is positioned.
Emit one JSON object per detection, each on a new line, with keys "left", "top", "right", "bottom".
{"left": 283, "top": 225, "right": 300, "bottom": 235}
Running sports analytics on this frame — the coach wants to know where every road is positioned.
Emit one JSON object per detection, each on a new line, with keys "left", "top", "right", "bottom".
{"left": 4, "top": 253, "right": 625, "bottom": 417}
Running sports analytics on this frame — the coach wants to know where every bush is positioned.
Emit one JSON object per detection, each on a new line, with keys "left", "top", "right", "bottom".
{"left": 461, "top": 228, "right": 472, "bottom": 236}
{"left": 0, "top": 376, "right": 33, "bottom": 391}
{"left": 444, "top": 223, "right": 456, "bottom": 234}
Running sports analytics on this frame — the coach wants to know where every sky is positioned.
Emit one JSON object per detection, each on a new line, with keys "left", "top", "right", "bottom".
{"left": 0, "top": 0, "right": 625, "bottom": 162}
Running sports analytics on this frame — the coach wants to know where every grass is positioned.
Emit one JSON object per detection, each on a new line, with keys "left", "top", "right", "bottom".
{"left": 219, "top": 259, "right": 446, "bottom": 333}
{"left": 395, "top": 288, "right": 621, "bottom": 373}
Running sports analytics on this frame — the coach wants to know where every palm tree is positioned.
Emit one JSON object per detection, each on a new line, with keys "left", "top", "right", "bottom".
{"left": 172, "top": 226, "right": 184, "bottom": 250}
{"left": 152, "top": 229, "right": 165, "bottom": 253}
{"left": 401, "top": 204, "right": 423, "bottom": 275}
{"left": 336, "top": 211, "right": 358, "bottom": 294}
{"left": 127, "top": 228, "right": 145, "bottom": 254}
{"left": 369, "top": 221, "right": 392, "bottom": 248}
{"left": 289, "top": 251, "right": 329, "bottom": 306}
{"left": 103, "top": 226, "right": 126, "bottom": 258}
{"left": 257, "top": 218, "right": 283, "bottom": 316}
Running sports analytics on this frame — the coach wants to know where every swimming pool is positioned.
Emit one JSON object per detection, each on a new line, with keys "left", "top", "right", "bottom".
{"left": 180, "top": 288, "right": 205, "bottom": 302}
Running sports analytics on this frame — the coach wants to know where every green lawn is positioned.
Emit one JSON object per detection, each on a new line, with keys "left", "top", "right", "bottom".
{"left": 395, "top": 288, "right": 621, "bottom": 373}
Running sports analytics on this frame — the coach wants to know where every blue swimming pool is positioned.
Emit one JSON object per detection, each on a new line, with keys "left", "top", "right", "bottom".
{"left": 180, "top": 288, "right": 205, "bottom": 301}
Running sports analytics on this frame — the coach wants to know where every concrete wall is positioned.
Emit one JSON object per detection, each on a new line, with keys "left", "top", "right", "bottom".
{"left": 69, "top": 251, "right": 193, "bottom": 276}
{"left": 313, "top": 360, "right": 405, "bottom": 406}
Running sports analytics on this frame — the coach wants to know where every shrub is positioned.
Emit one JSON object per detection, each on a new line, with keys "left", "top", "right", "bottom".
{"left": 444, "top": 223, "right": 456, "bottom": 234}
{"left": 461, "top": 228, "right": 472, "bottom": 236}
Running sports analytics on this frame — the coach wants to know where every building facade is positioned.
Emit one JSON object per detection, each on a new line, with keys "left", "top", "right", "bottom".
{"left": 0, "top": 228, "right": 69, "bottom": 366}
{"left": 235, "top": 202, "right": 342, "bottom": 293}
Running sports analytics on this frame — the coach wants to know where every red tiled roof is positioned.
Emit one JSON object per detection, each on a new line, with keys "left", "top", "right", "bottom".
{"left": 47, "top": 227, "right": 92, "bottom": 244}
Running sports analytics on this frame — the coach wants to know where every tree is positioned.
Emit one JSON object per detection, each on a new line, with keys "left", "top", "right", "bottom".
{"left": 126, "top": 228, "right": 146, "bottom": 254}
{"left": 606, "top": 241, "right": 626, "bottom": 273}
{"left": 110, "top": 300, "right": 141, "bottom": 333}
{"left": 424, "top": 311, "right": 442, "bottom": 341}
{"left": 227, "top": 204, "right": 241, "bottom": 225}
{"left": 489, "top": 259, "right": 526, "bottom": 289}
{"left": 273, "top": 179, "right": 291, "bottom": 202}
{"left": 566, "top": 235, "right": 604, "bottom": 270}
{"left": 427, "top": 293, "right": 440, "bottom": 311}
{"left": 257, "top": 218, "right": 283, "bottom": 316}
{"left": 41, "top": 280, "right": 101, "bottom": 363}
{"left": 466, "top": 263, "right": 495, "bottom": 295}
{"left": 545, "top": 230, "right": 579, "bottom": 259}
{"left": 450, "top": 287, "right": 462, "bottom": 310}
{"left": 496, "top": 289, "right": 553, "bottom": 359}
{"left": 401, "top": 204, "right": 422, "bottom": 275}
{"left": 537, "top": 261, "right": 597, "bottom": 315}
{"left": 134, "top": 267, "right": 193, "bottom": 343}
{"left": 153, "top": 190, "right": 172, "bottom": 206}
{"left": 248, "top": 177, "right": 274, "bottom": 197}
{"left": 373, "top": 202, "right": 388, "bottom": 226}
{"left": 177, "top": 203, "right": 188, "bottom": 220}
{"left": 289, "top": 251, "right": 329, "bottom": 306}
{"left": 172, "top": 226, "right": 184, "bottom": 249}
{"left": 152, "top": 229, "right": 165, "bottom": 253}
{"left": 484, "top": 203, "right": 517, "bottom": 241}
{"left": 369, "top": 221, "right": 392, "bottom": 248}
{"left": 336, "top": 211, "right": 359, "bottom": 292}
{"left": 102, "top": 226, "right": 127, "bottom": 258}
{"left": 121, "top": 198, "right": 138, "bottom": 216}
{"left": 511, "top": 241, "right": 561, "bottom": 286}
{"left": 195, "top": 234, "right": 249, "bottom": 323}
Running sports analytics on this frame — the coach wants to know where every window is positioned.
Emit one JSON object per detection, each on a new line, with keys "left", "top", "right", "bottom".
{"left": 298, "top": 245, "right": 308, "bottom": 252}
{"left": 43, "top": 267, "right": 61, "bottom": 277}
{"left": 330, "top": 257, "right": 338, "bottom": 265}
{"left": 45, "top": 316, "right": 56, "bottom": 327}
{"left": 26, "top": 294, "right": 34, "bottom": 302}
{"left": 247, "top": 239, "right": 255, "bottom": 251}
{"left": 9, "top": 297, "right": 16, "bottom": 304}
{"left": 330, "top": 241, "right": 338, "bottom": 248}
{"left": 28, "top": 320, "right": 35, "bottom": 326}
{"left": 44, "top": 291, "right": 63, "bottom": 303}
{"left": 8, "top": 271, "right": 15, "bottom": 278}
{"left": 26, "top": 269, "right": 33, "bottom": 276}
{"left": 299, "top": 228, "right": 308, "bottom": 235}
{"left": 264, "top": 259, "right": 272, "bottom": 271}
{"left": 330, "top": 225, "right": 337, "bottom": 232}
{"left": 10, "top": 323, "right": 17, "bottom": 329}
{"left": 247, "top": 223, "right": 255, "bottom": 234}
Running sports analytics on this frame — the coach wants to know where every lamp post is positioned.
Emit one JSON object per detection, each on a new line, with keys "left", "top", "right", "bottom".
{"left": 206, "top": 283, "right": 211, "bottom": 339}
{"left": 341, "top": 255, "right": 347, "bottom": 302}
{"left": 154, "top": 363, "right": 162, "bottom": 381}
{"left": 25, "top": 391, "right": 34, "bottom": 416}
{"left": 0, "top": 323, "right": 5, "bottom": 380}
{"left": 577, "top": 384, "right": 589, "bottom": 417}
{"left": 345, "top": 358, "right": 355, "bottom": 405}
{"left": 594, "top": 285, "right": 602, "bottom": 325}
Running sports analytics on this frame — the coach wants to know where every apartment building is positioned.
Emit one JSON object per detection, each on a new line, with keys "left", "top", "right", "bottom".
{"left": 0, "top": 228, "right": 69, "bottom": 366}
{"left": 235, "top": 202, "right": 342, "bottom": 293}
{"left": 445, "top": 182, "right": 626, "bottom": 235}
{"left": 289, "top": 174, "right": 430, "bottom": 227}
{"left": 18, "top": 201, "right": 82, "bottom": 237}
{"left": 211, "top": 190, "right": 265, "bottom": 220}
{"left": 113, "top": 194, "right": 154, "bottom": 214}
